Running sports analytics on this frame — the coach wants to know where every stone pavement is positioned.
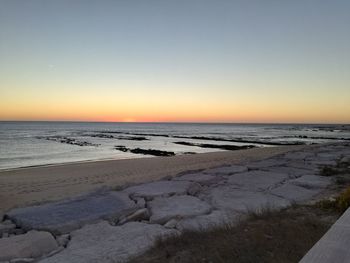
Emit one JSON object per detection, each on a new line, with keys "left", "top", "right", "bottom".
{"left": 0, "top": 142, "right": 349, "bottom": 263}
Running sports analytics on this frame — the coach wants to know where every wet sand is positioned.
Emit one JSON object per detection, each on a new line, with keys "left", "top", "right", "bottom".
{"left": 0, "top": 145, "right": 307, "bottom": 212}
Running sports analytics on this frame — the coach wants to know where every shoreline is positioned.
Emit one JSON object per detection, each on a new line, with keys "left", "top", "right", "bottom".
{"left": 0, "top": 145, "right": 307, "bottom": 212}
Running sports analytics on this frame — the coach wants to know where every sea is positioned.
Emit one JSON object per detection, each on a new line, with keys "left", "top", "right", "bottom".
{"left": 0, "top": 121, "right": 349, "bottom": 171}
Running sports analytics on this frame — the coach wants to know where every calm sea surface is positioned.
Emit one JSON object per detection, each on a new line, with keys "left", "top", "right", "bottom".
{"left": 0, "top": 122, "right": 349, "bottom": 171}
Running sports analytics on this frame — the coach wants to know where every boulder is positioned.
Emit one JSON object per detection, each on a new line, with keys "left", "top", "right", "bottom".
{"left": 173, "top": 173, "right": 220, "bottom": 186}
{"left": 40, "top": 221, "right": 178, "bottom": 263}
{"left": 176, "top": 210, "right": 240, "bottom": 231}
{"left": 123, "top": 180, "right": 193, "bottom": 199}
{"left": 206, "top": 186, "right": 290, "bottom": 213}
{"left": 289, "top": 175, "right": 331, "bottom": 189}
{"left": 6, "top": 191, "right": 136, "bottom": 235}
{"left": 269, "top": 183, "right": 321, "bottom": 203}
{"left": 0, "top": 231, "right": 58, "bottom": 261}
{"left": 204, "top": 165, "right": 248, "bottom": 175}
{"left": 226, "top": 170, "right": 290, "bottom": 191}
{"left": 149, "top": 195, "right": 212, "bottom": 224}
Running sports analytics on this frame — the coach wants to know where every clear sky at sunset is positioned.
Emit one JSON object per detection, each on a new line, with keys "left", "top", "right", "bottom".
{"left": 0, "top": 0, "right": 349, "bottom": 123}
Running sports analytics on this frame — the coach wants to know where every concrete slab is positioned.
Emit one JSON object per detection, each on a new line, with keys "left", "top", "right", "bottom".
{"left": 40, "top": 221, "right": 178, "bottom": 263}
{"left": 7, "top": 192, "right": 136, "bottom": 235}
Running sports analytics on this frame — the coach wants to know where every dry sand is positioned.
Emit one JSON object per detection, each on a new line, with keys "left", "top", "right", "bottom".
{"left": 0, "top": 145, "right": 307, "bottom": 212}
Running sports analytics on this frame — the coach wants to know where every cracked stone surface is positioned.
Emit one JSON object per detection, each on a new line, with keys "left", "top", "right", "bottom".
{"left": 40, "top": 221, "right": 178, "bottom": 263}
{"left": 204, "top": 165, "right": 248, "bottom": 175}
{"left": 0, "top": 231, "right": 58, "bottom": 261}
{"left": 173, "top": 173, "right": 220, "bottom": 185}
{"left": 260, "top": 166, "right": 312, "bottom": 178}
{"left": 226, "top": 170, "right": 290, "bottom": 191}
{"left": 289, "top": 175, "right": 332, "bottom": 189}
{"left": 123, "top": 180, "right": 194, "bottom": 199}
{"left": 247, "top": 158, "right": 288, "bottom": 169}
{"left": 7, "top": 192, "right": 137, "bottom": 235}
{"left": 149, "top": 195, "right": 212, "bottom": 224}
{"left": 206, "top": 186, "right": 290, "bottom": 213}
{"left": 270, "top": 183, "right": 321, "bottom": 202}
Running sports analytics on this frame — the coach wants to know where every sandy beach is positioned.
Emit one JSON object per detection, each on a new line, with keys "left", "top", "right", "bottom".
{"left": 0, "top": 145, "right": 306, "bottom": 212}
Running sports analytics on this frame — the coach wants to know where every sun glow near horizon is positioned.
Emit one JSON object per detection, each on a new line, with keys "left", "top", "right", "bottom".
{"left": 1, "top": 1, "right": 350, "bottom": 124}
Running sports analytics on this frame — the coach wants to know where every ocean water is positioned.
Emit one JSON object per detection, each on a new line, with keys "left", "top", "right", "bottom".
{"left": 0, "top": 121, "right": 349, "bottom": 171}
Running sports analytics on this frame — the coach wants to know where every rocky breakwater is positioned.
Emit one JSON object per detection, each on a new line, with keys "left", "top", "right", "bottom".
{"left": 0, "top": 142, "right": 349, "bottom": 263}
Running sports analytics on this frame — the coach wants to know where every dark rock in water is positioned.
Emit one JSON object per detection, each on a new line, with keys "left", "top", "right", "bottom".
{"left": 116, "top": 136, "right": 149, "bottom": 141}
{"left": 88, "top": 134, "right": 115, "bottom": 139}
{"left": 114, "top": 146, "right": 175, "bottom": 156}
{"left": 174, "top": 141, "right": 255, "bottom": 151}
{"left": 36, "top": 136, "right": 99, "bottom": 147}
{"left": 6, "top": 192, "right": 137, "bottom": 235}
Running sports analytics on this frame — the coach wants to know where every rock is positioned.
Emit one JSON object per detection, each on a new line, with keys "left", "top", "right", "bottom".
{"left": 173, "top": 173, "right": 220, "bottom": 186}
{"left": 269, "top": 183, "right": 321, "bottom": 203}
{"left": 340, "top": 156, "right": 350, "bottom": 163}
{"left": 118, "top": 208, "right": 149, "bottom": 225}
{"left": 283, "top": 152, "right": 315, "bottom": 160}
{"left": 40, "top": 221, "right": 178, "bottom": 263}
{"left": 7, "top": 191, "right": 137, "bottom": 235}
{"left": 135, "top": 198, "right": 146, "bottom": 208}
{"left": 0, "top": 223, "right": 16, "bottom": 235}
{"left": 176, "top": 210, "right": 240, "bottom": 231}
{"left": 226, "top": 170, "right": 290, "bottom": 191}
{"left": 123, "top": 180, "right": 194, "bottom": 199}
{"left": 10, "top": 258, "right": 34, "bottom": 263}
{"left": 261, "top": 166, "right": 312, "bottom": 178}
{"left": 56, "top": 234, "right": 70, "bottom": 247}
{"left": 206, "top": 186, "right": 290, "bottom": 213}
{"left": 247, "top": 159, "right": 287, "bottom": 169}
{"left": 149, "top": 195, "right": 212, "bottom": 224}
{"left": 0, "top": 231, "right": 58, "bottom": 261}
{"left": 164, "top": 219, "right": 178, "bottom": 229}
{"left": 204, "top": 165, "right": 248, "bottom": 175}
{"left": 187, "top": 183, "right": 202, "bottom": 196}
{"left": 289, "top": 175, "right": 331, "bottom": 189}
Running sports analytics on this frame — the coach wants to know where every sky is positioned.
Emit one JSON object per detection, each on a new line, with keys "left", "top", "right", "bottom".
{"left": 0, "top": 0, "right": 349, "bottom": 123}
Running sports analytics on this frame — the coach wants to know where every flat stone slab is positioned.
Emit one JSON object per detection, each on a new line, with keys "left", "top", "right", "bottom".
{"left": 283, "top": 151, "right": 315, "bottom": 160}
{"left": 247, "top": 158, "right": 287, "bottom": 169}
{"left": 289, "top": 175, "right": 331, "bottom": 189}
{"left": 0, "top": 230, "right": 58, "bottom": 261}
{"left": 226, "top": 170, "right": 290, "bottom": 191}
{"left": 176, "top": 210, "right": 240, "bottom": 231}
{"left": 203, "top": 165, "right": 248, "bottom": 175}
{"left": 300, "top": 207, "right": 350, "bottom": 263}
{"left": 206, "top": 186, "right": 290, "bottom": 213}
{"left": 40, "top": 221, "right": 178, "bottom": 263}
{"left": 149, "top": 195, "right": 212, "bottom": 224}
{"left": 7, "top": 192, "right": 136, "bottom": 235}
{"left": 261, "top": 166, "right": 312, "bottom": 178}
{"left": 269, "top": 183, "right": 321, "bottom": 203}
{"left": 123, "top": 180, "right": 193, "bottom": 199}
{"left": 173, "top": 173, "right": 220, "bottom": 185}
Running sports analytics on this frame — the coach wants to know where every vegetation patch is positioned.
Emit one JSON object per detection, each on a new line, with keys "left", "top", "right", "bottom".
{"left": 128, "top": 205, "right": 339, "bottom": 263}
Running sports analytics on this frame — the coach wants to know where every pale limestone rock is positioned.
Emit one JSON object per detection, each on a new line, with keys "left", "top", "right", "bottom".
{"left": 207, "top": 186, "right": 290, "bottom": 213}
{"left": 173, "top": 173, "right": 220, "bottom": 186}
{"left": 0, "top": 231, "right": 58, "bottom": 261}
{"left": 40, "top": 221, "right": 178, "bottom": 263}
{"left": 118, "top": 208, "right": 149, "bottom": 225}
{"left": 123, "top": 180, "right": 193, "bottom": 199}
{"left": 7, "top": 191, "right": 136, "bottom": 235}
{"left": 226, "top": 170, "right": 290, "bottom": 191}
{"left": 149, "top": 195, "right": 212, "bottom": 224}
{"left": 289, "top": 175, "right": 331, "bottom": 189}
{"left": 269, "top": 183, "right": 321, "bottom": 202}
{"left": 204, "top": 165, "right": 248, "bottom": 175}
{"left": 164, "top": 219, "right": 178, "bottom": 229}
{"left": 247, "top": 159, "right": 287, "bottom": 169}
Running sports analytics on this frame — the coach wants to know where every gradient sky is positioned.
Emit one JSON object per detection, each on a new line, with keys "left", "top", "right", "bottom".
{"left": 0, "top": 0, "right": 349, "bottom": 123}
